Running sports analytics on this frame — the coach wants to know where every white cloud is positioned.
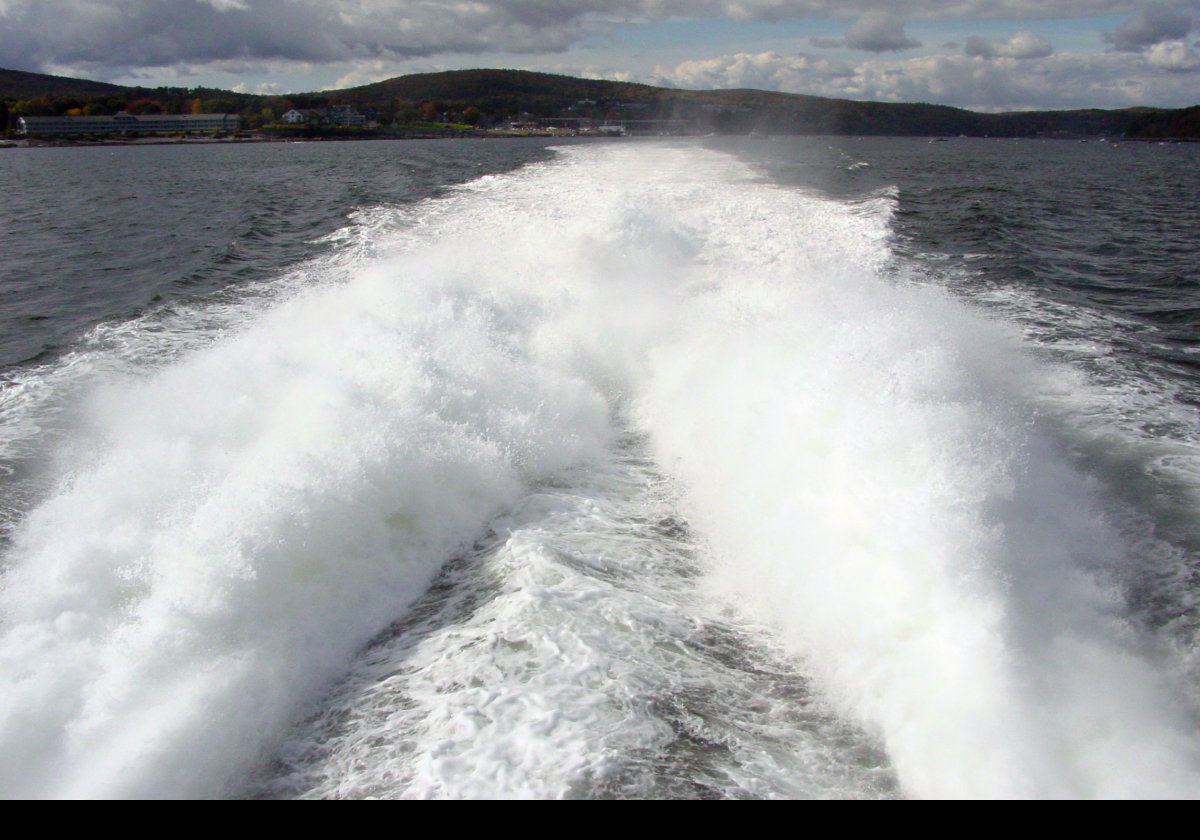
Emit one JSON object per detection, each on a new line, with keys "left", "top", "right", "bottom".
{"left": 964, "top": 31, "right": 1053, "bottom": 59}
{"left": 651, "top": 51, "right": 852, "bottom": 91}
{"left": 844, "top": 12, "right": 921, "bottom": 52}
{"left": 231, "top": 80, "right": 281, "bottom": 94}
{"left": 645, "top": 47, "right": 1200, "bottom": 109}
{"left": 328, "top": 61, "right": 403, "bottom": 90}
{"left": 1146, "top": 38, "right": 1200, "bottom": 70}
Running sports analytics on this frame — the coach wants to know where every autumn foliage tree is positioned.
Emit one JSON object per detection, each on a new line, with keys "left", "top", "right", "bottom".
{"left": 417, "top": 100, "right": 439, "bottom": 122}
{"left": 124, "top": 98, "right": 163, "bottom": 115}
{"left": 11, "top": 95, "right": 56, "bottom": 116}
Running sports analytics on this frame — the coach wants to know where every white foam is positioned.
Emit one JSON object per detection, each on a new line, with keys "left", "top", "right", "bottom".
{"left": 260, "top": 445, "right": 897, "bottom": 799}
{"left": 2, "top": 142, "right": 1197, "bottom": 798}
{"left": 0, "top": 179, "right": 613, "bottom": 797}
{"left": 624, "top": 148, "right": 1200, "bottom": 798}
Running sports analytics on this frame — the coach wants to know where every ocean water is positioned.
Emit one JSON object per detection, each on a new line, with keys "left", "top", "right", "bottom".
{"left": 0, "top": 136, "right": 1198, "bottom": 798}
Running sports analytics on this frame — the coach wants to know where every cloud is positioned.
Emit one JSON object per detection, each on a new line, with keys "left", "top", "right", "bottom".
{"left": 0, "top": 0, "right": 619, "bottom": 77}
{"left": 844, "top": 12, "right": 921, "bottom": 52}
{"left": 328, "top": 61, "right": 403, "bottom": 90}
{"left": 231, "top": 80, "right": 281, "bottom": 94}
{"left": 645, "top": 47, "right": 1200, "bottom": 110}
{"left": 651, "top": 51, "right": 854, "bottom": 92}
{"left": 964, "top": 31, "right": 1053, "bottom": 59}
{"left": 1104, "top": 5, "right": 1196, "bottom": 52}
{"left": 4, "top": 2, "right": 1177, "bottom": 80}
{"left": 1, "top": 1, "right": 1198, "bottom": 109}
{"left": 1146, "top": 39, "right": 1200, "bottom": 70}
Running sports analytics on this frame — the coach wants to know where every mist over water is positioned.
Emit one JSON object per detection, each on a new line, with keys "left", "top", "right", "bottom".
{"left": 1, "top": 140, "right": 1198, "bottom": 797}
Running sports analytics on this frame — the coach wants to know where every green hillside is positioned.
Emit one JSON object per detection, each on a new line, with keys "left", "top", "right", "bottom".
{"left": 1, "top": 66, "right": 1195, "bottom": 139}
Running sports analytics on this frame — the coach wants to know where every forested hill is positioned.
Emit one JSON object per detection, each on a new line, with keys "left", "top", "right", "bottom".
{"left": 339, "top": 69, "right": 992, "bottom": 135}
{"left": 3, "top": 66, "right": 1198, "bottom": 139}
{"left": 0, "top": 67, "right": 128, "bottom": 98}
{"left": 336, "top": 70, "right": 1198, "bottom": 138}
{"left": 337, "top": 69, "right": 667, "bottom": 109}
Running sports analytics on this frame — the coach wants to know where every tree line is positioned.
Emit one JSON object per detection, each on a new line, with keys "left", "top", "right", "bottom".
{"left": 3, "top": 68, "right": 1198, "bottom": 139}
{"left": 0, "top": 88, "right": 493, "bottom": 135}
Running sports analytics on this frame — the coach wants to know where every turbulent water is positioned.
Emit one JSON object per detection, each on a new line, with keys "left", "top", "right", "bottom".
{"left": 1, "top": 136, "right": 1198, "bottom": 799}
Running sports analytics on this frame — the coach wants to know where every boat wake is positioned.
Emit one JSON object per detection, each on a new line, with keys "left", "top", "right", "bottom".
{"left": 1, "top": 143, "right": 1198, "bottom": 798}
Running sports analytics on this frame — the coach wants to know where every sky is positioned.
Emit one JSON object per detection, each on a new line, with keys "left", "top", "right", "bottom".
{"left": 1, "top": 1, "right": 1198, "bottom": 111}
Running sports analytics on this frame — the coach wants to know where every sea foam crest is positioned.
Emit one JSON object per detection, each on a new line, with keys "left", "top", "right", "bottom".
{"left": 0, "top": 142, "right": 1197, "bottom": 798}
{"left": 0, "top": 169, "right": 612, "bottom": 796}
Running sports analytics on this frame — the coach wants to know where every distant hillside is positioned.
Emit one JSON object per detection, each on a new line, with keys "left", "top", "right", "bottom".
{"left": 0, "top": 67, "right": 127, "bottom": 98}
{"left": 0, "top": 66, "right": 280, "bottom": 128}
{"left": 2, "top": 66, "right": 1197, "bottom": 139}
{"left": 1123, "top": 104, "right": 1200, "bottom": 139}
{"left": 335, "top": 69, "right": 665, "bottom": 109}
{"left": 296, "top": 69, "right": 1199, "bottom": 139}
{"left": 330, "top": 70, "right": 983, "bottom": 136}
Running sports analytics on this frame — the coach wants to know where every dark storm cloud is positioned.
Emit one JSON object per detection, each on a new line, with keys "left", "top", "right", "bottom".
{"left": 1104, "top": 5, "right": 1196, "bottom": 51}
{"left": 0, "top": 0, "right": 606, "bottom": 74}
{"left": 2, "top": 2, "right": 344, "bottom": 70}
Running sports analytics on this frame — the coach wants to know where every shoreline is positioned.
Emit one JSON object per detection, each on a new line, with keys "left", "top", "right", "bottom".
{"left": 2, "top": 132, "right": 1195, "bottom": 150}
{"left": 0, "top": 129, "right": 636, "bottom": 149}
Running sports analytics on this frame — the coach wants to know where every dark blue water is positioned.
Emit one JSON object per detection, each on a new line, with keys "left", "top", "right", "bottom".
{"left": 0, "top": 139, "right": 558, "bottom": 535}
{"left": 745, "top": 136, "right": 1200, "bottom": 382}
{"left": 0, "top": 139, "right": 557, "bottom": 370}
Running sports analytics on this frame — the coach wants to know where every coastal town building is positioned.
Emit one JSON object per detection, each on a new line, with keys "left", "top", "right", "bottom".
{"left": 279, "top": 106, "right": 366, "bottom": 127}
{"left": 326, "top": 105, "right": 367, "bottom": 126}
{"left": 17, "top": 111, "right": 241, "bottom": 136}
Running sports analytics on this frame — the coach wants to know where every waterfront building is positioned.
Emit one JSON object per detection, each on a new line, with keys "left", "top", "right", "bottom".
{"left": 17, "top": 111, "right": 241, "bottom": 136}
{"left": 278, "top": 107, "right": 366, "bottom": 127}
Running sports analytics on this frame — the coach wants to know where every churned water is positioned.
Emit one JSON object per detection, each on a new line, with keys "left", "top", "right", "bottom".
{"left": 1, "top": 137, "right": 1197, "bottom": 798}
